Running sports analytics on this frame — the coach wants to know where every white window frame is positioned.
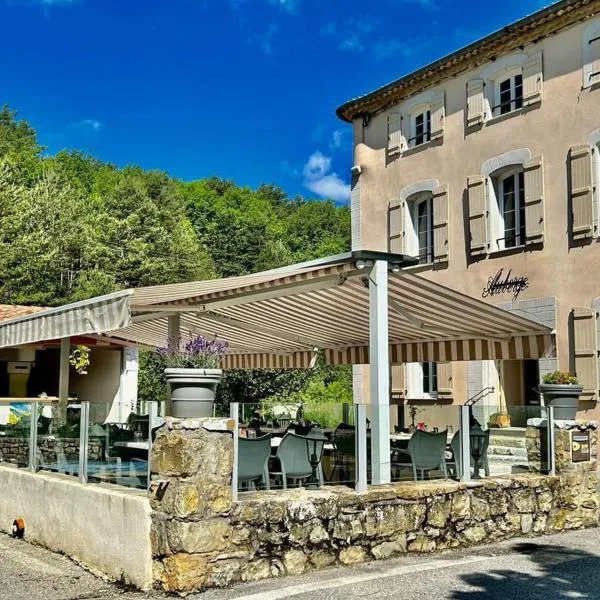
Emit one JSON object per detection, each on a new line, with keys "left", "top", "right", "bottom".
{"left": 498, "top": 168, "right": 525, "bottom": 249}
{"left": 406, "top": 362, "right": 438, "bottom": 400}
{"left": 487, "top": 165, "right": 526, "bottom": 252}
{"left": 480, "top": 53, "right": 528, "bottom": 121}
{"left": 492, "top": 67, "right": 523, "bottom": 118}
{"left": 594, "top": 144, "right": 600, "bottom": 237}
{"left": 404, "top": 191, "right": 434, "bottom": 264}
{"left": 410, "top": 107, "right": 431, "bottom": 148}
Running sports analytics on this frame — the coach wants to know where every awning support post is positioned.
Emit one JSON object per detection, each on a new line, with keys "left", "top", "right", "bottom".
{"left": 369, "top": 260, "right": 390, "bottom": 485}
{"left": 57, "top": 337, "right": 70, "bottom": 427}
{"left": 459, "top": 405, "right": 471, "bottom": 483}
{"left": 355, "top": 403, "right": 367, "bottom": 493}
{"left": 168, "top": 314, "right": 181, "bottom": 348}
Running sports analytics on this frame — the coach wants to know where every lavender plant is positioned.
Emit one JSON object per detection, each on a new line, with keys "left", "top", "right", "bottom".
{"left": 159, "top": 335, "right": 228, "bottom": 369}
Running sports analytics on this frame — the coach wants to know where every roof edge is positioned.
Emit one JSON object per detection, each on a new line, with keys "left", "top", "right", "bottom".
{"left": 336, "top": 0, "right": 600, "bottom": 123}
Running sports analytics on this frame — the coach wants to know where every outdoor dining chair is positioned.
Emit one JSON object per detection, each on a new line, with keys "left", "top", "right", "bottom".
{"left": 448, "top": 428, "right": 490, "bottom": 479}
{"left": 238, "top": 434, "right": 272, "bottom": 491}
{"left": 272, "top": 432, "right": 324, "bottom": 489}
{"left": 393, "top": 429, "right": 448, "bottom": 481}
{"left": 331, "top": 423, "right": 355, "bottom": 483}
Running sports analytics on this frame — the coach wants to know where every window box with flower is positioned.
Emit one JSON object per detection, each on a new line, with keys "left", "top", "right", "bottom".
{"left": 159, "top": 335, "right": 229, "bottom": 418}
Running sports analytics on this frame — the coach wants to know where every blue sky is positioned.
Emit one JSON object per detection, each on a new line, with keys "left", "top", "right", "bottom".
{"left": 1, "top": 0, "right": 550, "bottom": 202}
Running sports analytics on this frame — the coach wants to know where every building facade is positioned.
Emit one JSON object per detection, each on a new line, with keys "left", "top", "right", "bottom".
{"left": 338, "top": 0, "right": 600, "bottom": 424}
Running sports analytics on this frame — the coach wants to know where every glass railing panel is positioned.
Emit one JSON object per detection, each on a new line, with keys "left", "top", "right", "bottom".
{"left": 0, "top": 401, "right": 33, "bottom": 468}
{"left": 88, "top": 407, "right": 150, "bottom": 490}
{"left": 37, "top": 402, "right": 80, "bottom": 477}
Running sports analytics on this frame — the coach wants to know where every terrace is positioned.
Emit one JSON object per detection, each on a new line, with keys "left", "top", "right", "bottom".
{"left": 0, "top": 251, "right": 595, "bottom": 593}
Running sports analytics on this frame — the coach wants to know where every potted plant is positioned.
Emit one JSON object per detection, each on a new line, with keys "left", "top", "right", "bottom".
{"left": 539, "top": 371, "right": 583, "bottom": 420}
{"left": 488, "top": 411, "right": 511, "bottom": 428}
{"left": 160, "top": 336, "right": 228, "bottom": 418}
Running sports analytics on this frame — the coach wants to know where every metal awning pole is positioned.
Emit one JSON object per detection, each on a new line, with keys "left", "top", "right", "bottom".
{"left": 58, "top": 337, "right": 70, "bottom": 427}
{"left": 369, "top": 260, "right": 390, "bottom": 484}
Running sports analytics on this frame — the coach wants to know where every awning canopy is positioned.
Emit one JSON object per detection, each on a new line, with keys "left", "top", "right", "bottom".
{"left": 0, "top": 251, "right": 555, "bottom": 367}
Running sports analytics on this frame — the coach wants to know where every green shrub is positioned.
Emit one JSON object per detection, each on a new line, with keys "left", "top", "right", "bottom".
{"left": 542, "top": 371, "right": 578, "bottom": 385}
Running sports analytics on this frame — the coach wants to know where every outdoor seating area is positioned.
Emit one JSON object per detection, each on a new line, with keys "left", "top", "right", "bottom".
{"left": 234, "top": 400, "right": 517, "bottom": 491}
{"left": 0, "top": 399, "right": 158, "bottom": 490}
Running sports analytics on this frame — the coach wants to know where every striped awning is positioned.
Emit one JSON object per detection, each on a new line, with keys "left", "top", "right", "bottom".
{"left": 0, "top": 252, "right": 555, "bottom": 366}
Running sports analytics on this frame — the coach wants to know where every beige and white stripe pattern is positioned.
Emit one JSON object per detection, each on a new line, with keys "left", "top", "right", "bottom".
{"left": 0, "top": 254, "right": 555, "bottom": 367}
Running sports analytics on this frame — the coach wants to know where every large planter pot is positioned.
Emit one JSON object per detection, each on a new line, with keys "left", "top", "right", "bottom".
{"left": 539, "top": 383, "right": 583, "bottom": 420}
{"left": 165, "top": 368, "right": 222, "bottom": 418}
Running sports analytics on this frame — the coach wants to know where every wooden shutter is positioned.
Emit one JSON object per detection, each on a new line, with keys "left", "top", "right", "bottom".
{"left": 524, "top": 155, "right": 545, "bottom": 244}
{"left": 467, "top": 175, "right": 488, "bottom": 256}
{"left": 466, "top": 79, "right": 485, "bottom": 126}
{"left": 587, "top": 36, "right": 600, "bottom": 87}
{"left": 571, "top": 308, "right": 598, "bottom": 399}
{"left": 430, "top": 92, "right": 445, "bottom": 140}
{"left": 432, "top": 184, "right": 449, "bottom": 264}
{"left": 569, "top": 145, "right": 594, "bottom": 240}
{"left": 387, "top": 112, "right": 403, "bottom": 155}
{"left": 388, "top": 198, "right": 404, "bottom": 253}
{"left": 437, "top": 362, "right": 453, "bottom": 399}
{"left": 391, "top": 365, "right": 405, "bottom": 400}
{"left": 523, "top": 51, "right": 543, "bottom": 105}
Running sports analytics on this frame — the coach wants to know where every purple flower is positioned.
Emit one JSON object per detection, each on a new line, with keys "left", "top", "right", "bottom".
{"left": 157, "top": 334, "right": 228, "bottom": 369}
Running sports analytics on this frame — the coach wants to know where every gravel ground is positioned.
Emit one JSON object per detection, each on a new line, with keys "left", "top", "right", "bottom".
{"left": 2, "top": 528, "right": 600, "bottom": 599}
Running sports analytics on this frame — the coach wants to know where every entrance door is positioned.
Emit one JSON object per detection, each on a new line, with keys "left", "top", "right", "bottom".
{"left": 523, "top": 359, "right": 541, "bottom": 418}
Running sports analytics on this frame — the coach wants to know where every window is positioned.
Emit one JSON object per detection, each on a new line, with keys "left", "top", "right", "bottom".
{"left": 405, "top": 193, "right": 434, "bottom": 264}
{"left": 583, "top": 19, "right": 600, "bottom": 88}
{"left": 498, "top": 170, "right": 525, "bottom": 248}
{"left": 410, "top": 110, "right": 431, "bottom": 147}
{"left": 422, "top": 362, "right": 438, "bottom": 395}
{"left": 406, "top": 362, "right": 438, "bottom": 398}
{"left": 496, "top": 74, "right": 523, "bottom": 116}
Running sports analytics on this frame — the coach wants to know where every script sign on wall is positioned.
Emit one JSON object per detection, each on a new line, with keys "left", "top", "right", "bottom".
{"left": 482, "top": 268, "right": 529, "bottom": 302}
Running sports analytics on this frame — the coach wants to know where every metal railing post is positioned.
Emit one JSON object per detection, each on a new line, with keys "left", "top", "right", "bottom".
{"left": 28, "top": 401, "right": 38, "bottom": 472}
{"left": 355, "top": 404, "right": 367, "bottom": 494}
{"left": 147, "top": 401, "right": 158, "bottom": 493}
{"left": 547, "top": 405, "right": 556, "bottom": 476}
{"left": 230, "top": 402, "right": 239, "bottom": 502}
{"left": 78, "top": 402, "right": 90, "bottom": 484}
{"left": 459, "top": 405, "right": 471, "bottom": 483}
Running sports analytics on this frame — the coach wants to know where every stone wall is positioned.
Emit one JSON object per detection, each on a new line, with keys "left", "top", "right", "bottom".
{"left": 150, "top": 418, "right": 600, "bottom": 594}
{"left": 0, "top": 436, "right": 104, "bottom": 467}
{"left": 526, "top": 421, "right": 598, "bottom": 474}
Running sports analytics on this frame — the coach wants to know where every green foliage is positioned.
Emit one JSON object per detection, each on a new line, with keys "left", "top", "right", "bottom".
{"left": 137, "top": 349, "right": 168, "bottom": 407}
{"left": 0, "top": 106, "right": 352, "bottom": 411}
{"left": 542, "top": 371, "right": 578, "bottom": 385}
{"left": 69, "top": 345, "right": 91, "bottom": 375}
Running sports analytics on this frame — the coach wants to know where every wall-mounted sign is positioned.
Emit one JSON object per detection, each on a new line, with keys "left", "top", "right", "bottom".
{"left": 571, "top": 431, "right": 591, "bottom": 463}
{"left": 482, "top": 268, "right": 529, "bottom": 301}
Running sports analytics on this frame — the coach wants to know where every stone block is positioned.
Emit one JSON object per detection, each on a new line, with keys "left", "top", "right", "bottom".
{"left": 462, "top": 525, "right": 487, "bottom": 544}
{"left": 310, "top": 550, "right": 337, "bottom": 569}
{"left": 166, "top": 518, "right": 231, "bottom": 554}
{"left": 159, "top": 553, "right": 209, "bottom": 592}
{"left": 450, "top": 493, "right": 470, "bottom": 521}
{"left": 339, "top": 546, "right": 367, "bottom": 565}
{"left": 427, "top": 497, "right": 450, "bottom": 528}
{"left": 205, "top": 559, "right": 242, "bottom": 588}
{"left": 511, "top": 488, "right": 537, "bottom": 513}
{"left": 471, "top": 497, "right": 490, "bottom": 522}
{"left": 241, "top": 559, "right": 271, "bottom": 582}
{"left": 408, "top": 535, "right": 436, "bottom": 553}
{"left": 520, "top": 514, "right": 533, "bottom": 534}
{"left": 284, "top": 550, "right": 307, "bottom": 576}
{"left": 309, "top": 524, "right": 329, "bottom": 545}
{"left": 371, "top": 541, "right": 403, "bottom": 560}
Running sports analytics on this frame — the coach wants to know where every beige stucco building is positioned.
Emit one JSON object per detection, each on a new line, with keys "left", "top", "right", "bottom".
{"left": 338, "top": 0, "right": 600, "bottom": 426}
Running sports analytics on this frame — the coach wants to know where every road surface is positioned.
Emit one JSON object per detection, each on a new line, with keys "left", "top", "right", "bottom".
{"left": 1, "top": 528, "right": 599, "bottom": 599}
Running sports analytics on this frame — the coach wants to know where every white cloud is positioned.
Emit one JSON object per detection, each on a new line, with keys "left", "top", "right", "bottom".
{"left": 320, "top": 16, "right": 378, "bottom": 53}
{"left": 71, "top": 118, "right": 102, "bottom": 131}
{"left": 302, "top": 151, "right": 350, "bottom": 202}
{"left": 330, "top": 128, "right": 347, "bottom": 150}
{"left": 249, "top": 23, "right": 279, "bottom": 55}
{"left": 266, "top": 0, "right": 300, "bottom": 13}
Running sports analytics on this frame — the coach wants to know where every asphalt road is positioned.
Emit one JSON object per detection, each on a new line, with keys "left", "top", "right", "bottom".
{"left": 2, "top": 528, "right": 600, "bottom": 600}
